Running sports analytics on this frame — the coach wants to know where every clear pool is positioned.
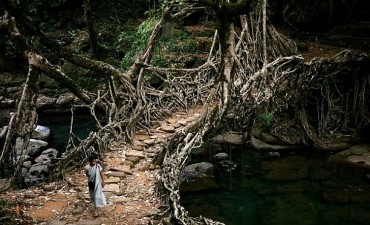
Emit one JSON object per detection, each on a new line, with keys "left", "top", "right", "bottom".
{"left": 181, "top": 144, "right": 370, "bottom": 225}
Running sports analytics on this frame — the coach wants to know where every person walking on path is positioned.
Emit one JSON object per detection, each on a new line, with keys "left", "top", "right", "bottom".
{"left": 85, "top": 155, "right": 106, "bottom": 217}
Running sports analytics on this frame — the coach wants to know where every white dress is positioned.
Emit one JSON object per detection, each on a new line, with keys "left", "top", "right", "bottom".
{"left": 85, "top": 163, "right": 107, "bottom": 207}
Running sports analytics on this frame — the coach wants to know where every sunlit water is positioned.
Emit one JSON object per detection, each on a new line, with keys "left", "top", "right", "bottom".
{"left": 181, "top": 144, "right": 370, "bottom": 225}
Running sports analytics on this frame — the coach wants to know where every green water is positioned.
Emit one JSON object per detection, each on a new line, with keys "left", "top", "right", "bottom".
{"left": 181, "top": 144, "right": 370, "bottom": 225}
{"left": 37, "top": 113, "right": 96, "bottom": 153}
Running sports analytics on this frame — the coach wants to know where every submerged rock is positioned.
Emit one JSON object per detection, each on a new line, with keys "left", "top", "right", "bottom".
{"left": 180, "top": 162, "right": 218, "bottom": 192}
{"left": 251, "top": 135, "right": 295, "bottom": 151}
{"left": 330, "top": 144, "right": 370, "bottom": 167}
{"left": 211, "top": 132, "right": 244, "bottom": 145}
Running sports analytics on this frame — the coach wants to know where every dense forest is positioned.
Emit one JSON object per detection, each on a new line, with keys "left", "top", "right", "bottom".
{"left": 1, "top": 0, "right": 370, "bottom": 224}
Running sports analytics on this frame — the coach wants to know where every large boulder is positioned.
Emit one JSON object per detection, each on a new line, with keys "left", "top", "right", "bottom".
{"left": 15, "top": 137, "right": 48, "bottom": 157}
{"left": 211, "top": 132, "right": 244, "bottom": 145}
{"left": 251, "top": 135, "right": 295, "bottom": 151}
{"left": 41, "top": 148, "right": 59, "bottom": 158}
{"left": 31, "top": 125, "right": 51, "bottom": 141}
{"left": 180, "top": 162, "right": 219, "bottom": 192}
{"left": 36, "top": 95, "right": 57, "bottom": 109}
{"left": 34, "top": 154, "right": 53, "bottom": 165}
{"left": 56, "top": 93, "right": 75, "bottom": 106}
{"left": 330, "top": 144, "right": 370, "bottom": 167}
{"left": 24, "top": 163, "right": 49, "bottom": 186}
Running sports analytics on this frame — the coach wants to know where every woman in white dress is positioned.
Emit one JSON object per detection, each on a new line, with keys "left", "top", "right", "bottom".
{"left": 85, "top": 155, "right": 106, "bottom": 217}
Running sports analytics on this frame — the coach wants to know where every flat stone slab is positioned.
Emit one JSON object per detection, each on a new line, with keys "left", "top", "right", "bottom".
{"left": 113, "top": 196, "right": 129, "bottom": 204}
{"left": 178, "top": 120, "right": 187, "bottom": 126}
{"left": 144, "top": 139, "right": 155, "bottom": 146}
{"left": 160, "top": 125, "right": 176, "bottom": 133}
{"left": 331, "top": 144, "right": 370, "bottom": 167}
{"left": 110, "top": 165, "right": 132, "bottom": 174}
{"left": 103, "top": 184, "right": 120, "bottom": 192}
{"left": 122, "top": 160, "right": 135, "bottom": 167}
{"left": 347, "top": 155, "right": 370, "bottom": 166}
{"left": 126, "top": 156, "right": 140, "bottom": 163}
{"left": 126, "top": 150, "right": 145, "bottom": 159}
{"left": 73, "top": 221, "right": 101, "bottom": 225}
{"left": 136, "top": 134, "right": 150, "bottom": 141}
{"left": 167, "top": 118, "right": 178, "bottom": 124}
{"left": 132, "top": 145, "right": 144, "bottom": 151}
{"left": 108, "top": 172, "right": 126, "bottom": 178}
{"left": 105, "top": 177, "right": 120, "bottom": 183}
{"left": 212, "top": 132, "right": 244, "bottom": 145}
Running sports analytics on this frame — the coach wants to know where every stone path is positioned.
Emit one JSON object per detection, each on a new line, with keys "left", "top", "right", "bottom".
{"left": 0, "top": 107, "right": 203, "bottom": 225}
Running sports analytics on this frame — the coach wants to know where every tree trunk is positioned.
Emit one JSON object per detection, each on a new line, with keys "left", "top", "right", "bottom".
{"left": 83, "top": 0, "right": 98, "bottom": 58}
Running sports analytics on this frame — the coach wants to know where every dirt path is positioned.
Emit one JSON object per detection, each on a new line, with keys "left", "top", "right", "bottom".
{"left": 1, "top": 107, "right": 203, "bottom": 225}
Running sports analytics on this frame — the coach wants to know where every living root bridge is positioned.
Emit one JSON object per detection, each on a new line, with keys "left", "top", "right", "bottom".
{"left": 237, "top": 50, "right": 370, "bottom": 148}
{"left": 156, "top": 50, "right": 370, "bottom": 224}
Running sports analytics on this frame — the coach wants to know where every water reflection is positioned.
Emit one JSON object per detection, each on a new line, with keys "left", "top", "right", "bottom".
{"left": 181, "top": 144, "right": 370, "bottom": 225}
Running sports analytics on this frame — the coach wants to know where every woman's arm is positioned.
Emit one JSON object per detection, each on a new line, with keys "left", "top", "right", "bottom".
{"left": 99, "top": 165, "right": 105, "bottom": 188}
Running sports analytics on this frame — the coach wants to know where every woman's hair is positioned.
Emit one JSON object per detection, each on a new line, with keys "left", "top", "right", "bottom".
{"left": 88, "top": 155, "right": 97, "bottom": 163}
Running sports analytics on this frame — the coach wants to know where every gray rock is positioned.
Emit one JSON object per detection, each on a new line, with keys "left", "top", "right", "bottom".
{"left": 34, "top": 154, "right": 52, "bottom": 165}
{"left": 109, "top": 172, "right": 126, "bottom": 178}
{"left": 72, "top": 205, "right": 84, "bottom": 215}
{"left": 110, "top": 165, "right": 132, "bottom": 174}
{"left": 25, "top": 164, "right": 49, "bottom": 186}
{"left": 105, "top": 177, "right": 120, "bottom": 183}
{"left": 125, "top": 150, "right": 145, "bottom": 159}
{"left": 182, "top": 162, "right": 214, "bottom": 180}
{"left": 41, "top": 148, "right": 59, "bottom": 158}
{"left": 251, "top": 135, "right": 294, "bottom": 151}
{"left": 36, "top": 95, "right": 57, "bottom": 109}
{"left": 32, "top": 125, "right": 51, "bottom": 141}
{"left": 23, "top": 160, "right": 32, "bottom": 168}
{"left": 56, "top": 93, "right": 75, "bottom": 106}
{"left": 213, "top": 152, "right": 229, "bottom": 160}
{"left": 21, "top": 168, "right": 28, "bottom": 177}
{"left": 212, "top": 132, "right": 244, "bottom": 145}
{"left": 160, "top": 125, "right": 176, "bottom": 133}
{"left": 15, "top": 138, "right": 48, "bottom": 156}
{"left": 43, "top": 184, "right": 55, "bottom": 192}
{"left": 180, "top": 163, "right": 218, "bottom": 192}
{"left": 103, "top": 183, "right": 120, "bottom": 192}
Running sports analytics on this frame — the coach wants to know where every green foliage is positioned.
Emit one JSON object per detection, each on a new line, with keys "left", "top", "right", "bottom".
{"left": 119, "top": 17, "right": 159, "bottom": 70}
{"left": 256, "top": 111, "right": 274, "bottom": 127}
{"left": 151, "top": 29, "right": 199, "bottom": 67}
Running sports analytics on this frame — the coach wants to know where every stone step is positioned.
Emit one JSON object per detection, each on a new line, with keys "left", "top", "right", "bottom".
{"left": 103, "top": 183, "right": 120, "bottom": 192}
{"left": 105, "top": 177, "right": 120, "bottom": 183}
{"left": 110, "top": 165, "right": 132, "bottom": 174}
{"left": 108, "top": 172, "right": 127, "bottom": 178}
{"left": 160, "top": 125, "right": 176, "bottom": 133}
{"left": 126, "top": 150, "right": 145, "bottom": 159}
